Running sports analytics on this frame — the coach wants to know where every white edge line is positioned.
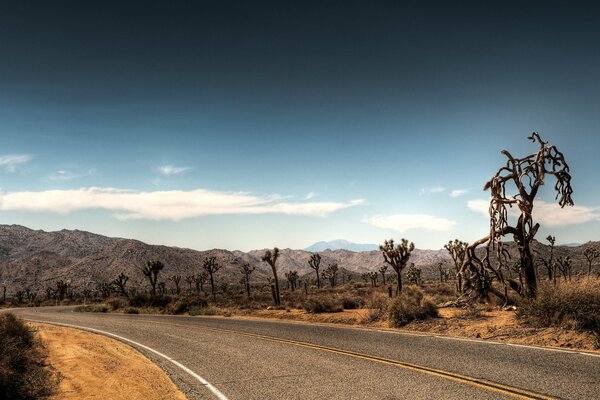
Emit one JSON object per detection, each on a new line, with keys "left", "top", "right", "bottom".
{"left": 28, "top": 320, "right": 230, "bottom": 400}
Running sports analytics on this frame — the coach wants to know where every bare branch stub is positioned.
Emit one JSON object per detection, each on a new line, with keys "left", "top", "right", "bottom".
{"left": 461, "top": 133, "right": 573, "bottom": 301}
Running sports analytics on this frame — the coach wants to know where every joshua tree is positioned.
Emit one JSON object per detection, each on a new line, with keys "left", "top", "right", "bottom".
{"left": 168, "top": 275, "right": 182, "bottom": 295}
{"left": 193, "top": 272, "right": 208, "bottom": 294}
{"left": 461, "top": 133, "right": 573, "bottom": 301}
{"left": 1, "top": 284, "right": 5, "bottom": 303}
{"left": 378, "top": 265, "right": 388, "bottom": 285}
{"left": 444, "top": 240, "right": 468, "bottom": 292}
{"left": 262, "top": 248, "right": 281, "bottom": 305}
{"left": 321, "top": 263, "right": 338, "bottom": 287}
{"left": 158, "top": 281, "right": 167, "bottom": 295}
{"left": 185, "top": 275, "right": 194, "bottom": 291}
{"left": 142, "top": 260, "right": 164, "bottom": 296}
{"left": 239, "top": 262, "right": 256, "bottom": 298}
{"left": 97, "top": 282, "right": 112, "bottom": 299}
{"left": 112, "top": 272, "right": 130, "bottom": 298}
{"left": 56, "top": 280, "right": 70, "bottom": 301}
{"left": 406, "top": 263, "right": 422, "bottom": 285}
{"left": 202, "top": 256, "right": 221, "bottom": 301}
{"left": 361, "top": 272, "right": 370, "bottom": 283}
{"left": 538, "top": 235, "right": 557, "bottom": 282}
{"left": 285, "top": 270, "right": 299, "bottom": 291}
{"left": 584, "top": 247, "right": 600, "bottom": 276}
{"left": 556, "top": 256, "right": 572, "bottom": 281}
{"left": 15, "top": 290, "right": 24, "bottom": 304}
{"left": 437, "top": 262, "right": 448, "bottom": 282}
{"left": 308, "top": 253, "right": 322, "bottom": 289}
{"left": 380, "top": 238, "right": 415, "bottom": 295}
{"left": 367, "top": 271, "right": 378, "bottom": 287}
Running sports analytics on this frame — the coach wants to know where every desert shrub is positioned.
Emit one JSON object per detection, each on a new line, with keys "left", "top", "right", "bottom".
{"left": 387, "top": 286, "right": 438, "bottom": 327}
{"left": 123, "top": 307, "right": 139, "bottom": 314}
{"left": 301, "top": 296, "right": 342, "bottom": 313}
{"left": 128, "top": 294, "right": 172, "bottom": 309}
{"left": 339, "top": 295, "right": 361, "bottom": 310}
{"left": 360, "top": 292, "right": 389, "bottom": 323}
{"left": 74, "top": 304, "right": 108, "bottom": 313}
{"left": 0, "top": 313, "right": 56, "bottom": 399}
{"left": 517, "top": 278, "right": 600, "bottom": 340}
{"left": 189, "top": 306, "right": 218, "bottom": 316}
{"left": 106, "top": 297, "right": 127, "bottom": 311}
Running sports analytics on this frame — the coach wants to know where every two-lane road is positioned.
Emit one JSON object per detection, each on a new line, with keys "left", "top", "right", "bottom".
{"left": 7, "top": 306, "right": 600, "bottom": 399}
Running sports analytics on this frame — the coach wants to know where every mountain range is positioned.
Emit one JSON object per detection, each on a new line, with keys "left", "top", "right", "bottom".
{"left": 304, "top": 239, "right": 378, "bottom": 252}
{"left": 0, "top": 224, "right": 597, "bottom": 294}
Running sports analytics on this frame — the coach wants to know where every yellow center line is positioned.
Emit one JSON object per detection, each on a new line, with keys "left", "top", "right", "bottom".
{"left": 146, "top": 319, "right": 558, "bottom": 400}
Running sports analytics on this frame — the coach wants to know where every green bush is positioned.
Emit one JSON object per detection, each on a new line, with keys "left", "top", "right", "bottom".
{"left": 301, "top": 296, "right": 342, "bottom": 313}
{"left": 74, "top": 304, "right": 108, "bottom": 313}
{"left": 387, "top": 286, "right": 438, "bottom": 327}
{"left": 517, "top": 278, "right": 600, "bottom": 341}
{"left": 0, "top": 313, "right": 56, "bottom": 399}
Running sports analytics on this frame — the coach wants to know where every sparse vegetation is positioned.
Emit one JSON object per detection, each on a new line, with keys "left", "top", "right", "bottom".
{"left": 387, "top": 286, "right": 438, "bottom": 327}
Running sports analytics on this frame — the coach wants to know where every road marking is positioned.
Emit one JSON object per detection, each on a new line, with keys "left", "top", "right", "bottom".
{"left": 28, "top": 320, "right": 229, "bottom": 400}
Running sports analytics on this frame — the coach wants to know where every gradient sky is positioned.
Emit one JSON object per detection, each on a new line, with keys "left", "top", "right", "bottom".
{"left": 0, "top": 1, "right": 599, "bottom": 251}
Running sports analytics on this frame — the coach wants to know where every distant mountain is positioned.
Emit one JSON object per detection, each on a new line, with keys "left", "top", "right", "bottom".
{"left": 0, "top": 224, "right": 597, "bottom": 295}
{"left": 304, "top": 239, "right": 378, "bottom": 252}
{"left": 560, "top": 242, "right": 583, "bottom": 247}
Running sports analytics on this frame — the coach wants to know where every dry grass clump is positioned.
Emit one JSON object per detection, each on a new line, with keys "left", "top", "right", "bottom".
{"left": 0, "top": 313, "right": 56, "bottom": 399}
{"left": 360, "top": 292, "right": 389, "bottom": 323}
{"left": 301, "top": 295, "right": 343, "bottom": 313}
{"left": 517, "top": 278, "right": 600, "bottom": 344}
{"left": 74, "top": 304, "right": 108, "bottom": 313}
{"left": 387, "top": 286, "right": 439, "bottom": 327}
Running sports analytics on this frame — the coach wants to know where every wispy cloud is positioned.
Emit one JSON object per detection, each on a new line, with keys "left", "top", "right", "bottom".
{"left": 305, "top": 192, "right": 316, "bottom": 200}
{"left": 449, "top": 189, "right": 468, "bottom": 198}
{"left": 158, "top": 165, "right": 191, "bottom": 176}
{"left": 363, "top": 214, "right": 457, "bottom": 233}
{"left": 467, "top": 198, "right": 600, "bottom": 227}
{"left": 419, "top": 186, "right": 446, "bottom": 196}
{"left": 47, "top": 169, "right": 96, "bottom": 181}
{"left": 0, "top": 154, "right": 32, "bottom": 172}
{"left": 0, "top": 187, "right": 364, "bottom": 221}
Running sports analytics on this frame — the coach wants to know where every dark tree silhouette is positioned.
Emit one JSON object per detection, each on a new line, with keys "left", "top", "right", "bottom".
{"left": 322, "top": 263, "right": 339, "bottom": 287}
{"left": 308, "top": 253, "right": 322, "bottom": 289}
{"left": 285, "top": 270, "right": 299, "bottom": 291}
{"left": 239, "top": 262, "right": 256, "bottom": 298}
{"left": 112, "top": 272, "right": 129, "bottom": 298}
{"left": 406, "top": 263, "right": 422, "bottom": 285}
{"left": 380, "top": 238, "right": 415, "bottom": 295}
{"left": 367, "top": 271, "right": 378, "bottom": 287}
{"left": 461, "top": 133, "right": 573, "bottom": 301}
{"left": 168, "top": 275, "right": 182, "bottom": 294}
{"left": 142, "top": 260, "right": 164, "bottom": 296}
{"left": 538, "top": 235, "right": 557, "bottom": 283}
{"left": 444, "top": 239, "right": 468, "bottom": 292}
{"left": 378, "top": 265, "right": 388, "bottom": 285}
{"left": 262, "top": 248, "right": 281, "bottom": 305}
{"left": 584, "top": 247, "right": 600, "bottom": 276}
{"left": 193, "top": 272, "right": 208, "bottom": 294}
{"left": 202, "top": 257, "right": 221, "bottom": 301}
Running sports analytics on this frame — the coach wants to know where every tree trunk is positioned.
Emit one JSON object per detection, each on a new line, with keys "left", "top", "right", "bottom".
{"left": 209, "top": 273, "right": 216, "bottom": 301}
{"left": 396, "top": 271, "right": 402, "bottom": 295}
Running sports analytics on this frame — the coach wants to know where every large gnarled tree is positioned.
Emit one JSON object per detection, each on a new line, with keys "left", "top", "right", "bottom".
{"left": 461, "top": 133, "right": 573, "bottom": 301}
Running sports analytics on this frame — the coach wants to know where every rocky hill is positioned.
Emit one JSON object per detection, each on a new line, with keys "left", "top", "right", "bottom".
{"left": 0, "top": 224, "right": 598, "bottom": 294}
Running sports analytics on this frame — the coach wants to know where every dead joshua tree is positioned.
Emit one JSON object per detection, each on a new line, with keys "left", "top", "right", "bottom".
{"left": 142, "top": 260, "right": 164, "bottom": 296}
{"left": 379, "top": 265, "right": 388, "bottom": 285}
{"left": 239, "top": 262, "right": 256, "bottom": 298}
{"left": 583, "top": 247, "right": 600, "bottom": 276}
{"left": 380, "top": 238, "right": 415, "bottom": 295}
{"left": 168, "top": 275, "right": 182, "bottom": 295}
{"left": 444, "top": 240, "right": 468, "bottom": 292}
{"left": 308, "top": 253, "right": 322, "bottom": 289}
{"left": 112, "top": 272, "right": 130, "bottom": 298}
{"left": 262, "top": 248, "right": 281, "bottom": 305}
{"left": 461, "top": 133, "right": 574, "bottom": 301}
{"left": 202, "top": 256, "right": 221, "bottom": 301}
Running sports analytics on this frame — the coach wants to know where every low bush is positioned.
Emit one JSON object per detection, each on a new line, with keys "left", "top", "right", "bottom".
{"left": 128, "top": 294, "right": 172, "bottom": 309}
{"left": 360, "top": 292, "right": 389, "bottom": 323}
{"left": 189, "top": 306, "right": 218, "bottom": 316}
{"left": 339, "top": 295, "right": 362, "bottom": 310}
{"left": 106, "top": 297, "right": 127, "bottom": 311}
{"left": 301, "top": 296, "right": 342, "bottom": 313}
{"left": 0, "top": 313, "right": 56, "bottom": 399}
{"left": 123, "top": 307, "right": 139, "bottom": 314}
{"left": 517, "top": 278, "right": 600, "bottom": 343}
{"left": 387, "top": 286, "right": 438, "bottom": 327}
{"left": 74, "top": 304, "right": 108, "bottom": 313}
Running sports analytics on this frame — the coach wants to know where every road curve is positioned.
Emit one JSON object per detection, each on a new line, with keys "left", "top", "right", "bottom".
{"left": 6, "top": 306, "right": 599, "bottom": 400}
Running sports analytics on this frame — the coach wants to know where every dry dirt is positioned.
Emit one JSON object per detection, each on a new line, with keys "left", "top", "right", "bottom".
{"left": 30, "top": 323, "right": 187, "bottom": 400}
{"left": 229, "top": 307, "right": 599, "bottom": 352}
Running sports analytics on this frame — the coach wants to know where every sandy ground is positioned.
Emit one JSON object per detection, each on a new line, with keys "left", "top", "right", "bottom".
{"left": 30, "top": 323, "right": 187, "bottom": 400}
{"left": 229, "top": 307, "right": 599, "bottom": 351}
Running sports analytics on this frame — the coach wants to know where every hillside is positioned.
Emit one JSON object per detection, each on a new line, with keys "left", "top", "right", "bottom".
{"left": 0, "top": 225, "right": 598, "bottom": 294}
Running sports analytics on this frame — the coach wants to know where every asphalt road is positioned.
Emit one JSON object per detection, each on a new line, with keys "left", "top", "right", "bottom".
{"left": 6, "top": 306, "right": 600, "bottom": 400}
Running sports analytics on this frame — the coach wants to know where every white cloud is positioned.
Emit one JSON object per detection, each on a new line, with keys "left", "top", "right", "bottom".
{"left": 0, "top": 154, "right": 32, "bottom": 172}
{"left": 363, "top": 214, "right": 457, "bottom": 233}
{"left": 305, "top": 192, "right": 316, "bottom": 200}
{"left": 47, "top": 169, "right": 96, "bottom": 181}
{"left": 419, "top": 186, "right": 446, "bottom": 195}
{"left": 449, "top": 189, "right": 468, "bottom": 198}
{"left": 0, "top": 187, "right": 364, "bottom": 221}
{"left": 467, "top": 198, "right": 600, "bottom": 227}
{"left": 158, "top": 165, "right": 190, "bottom": 176}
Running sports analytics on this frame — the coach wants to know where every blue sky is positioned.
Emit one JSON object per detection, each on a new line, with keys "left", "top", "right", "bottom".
{"left": 0, "top": 1, "right": 599, "bottom": 250}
